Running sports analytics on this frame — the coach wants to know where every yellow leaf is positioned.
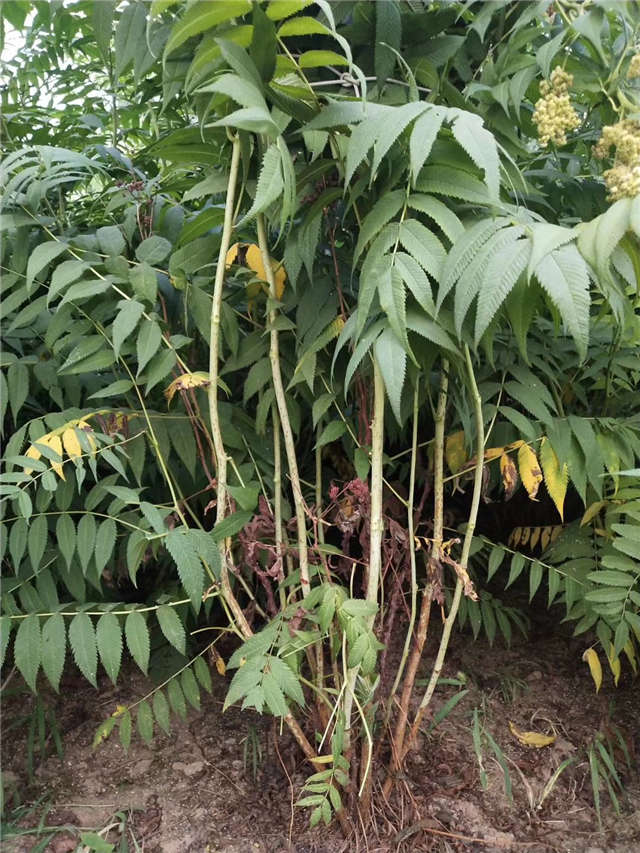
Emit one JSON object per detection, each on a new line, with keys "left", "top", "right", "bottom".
{"left": 43, "top": 433, "right": 65, "bottom": 479}
{"left": 164, "top": 371, "right": 210, "bottom": 404}
{"left": 517, "top": 443, "right": 542, "bottom": 500}
{"left": 582, "top": 647, "right": 602, "bottom": 692}
{"left": 509, "top": 527, "right": 522, "bottom": 548}
{"left": 112, "top": 704, "right": 128, "bottom": 717}
{"left": 580, "top": 501, "right": 608, "bottom": 526}
{"left": 500, "top": 452, "right": 519, "bottom": 500}
{"left": 529, "top": 527, "right": 542, "bottom": 550}
{"left": 24, "top": 444, "right": 43, "bottom": 476}
{"left": 607, "top": 643, "right": 621, "bottom": 686}
{"left": 540, "top": 526, "right": 553, "bottom": 551}
{"left": 62, "top": 427, "right": 83, "bottom": 460}
{"left": 623, "top": 640, "right": 637, "bottom": 674}
{"left": 245, "top": 243, "right": 287, "bottom": 299}
{"left": 508, "top": 721, "right": 556, "bottom": 748}
{"left": 92, "top": 720, "right": 114, "bottom": 748}
{"left": 225, "top": 242, "right": 240, "bottom": 267}
{"left": 445, "top": 430, "right": 467, "bottom": 475}
{"left": 215, "top": 656, "right": 226, "bottom": 676}
{"left": 519, "top": 527, "right": 531, "bottom": 547}
{"left": 484, "top": 445, "right": 505, "bottom": 462}
{"left": 539, "top": 437, "right": 568, "bottom": 521}
{"left": 505, "top": 439, "right": 525, "bottom": 451}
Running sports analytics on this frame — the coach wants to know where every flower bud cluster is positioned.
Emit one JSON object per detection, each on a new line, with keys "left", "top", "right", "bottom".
{"left": 594, "top": 119, "right": 640, "bottom": 200}
{"left": 628, "top": 53, "right": 640, "bottom": 80}
{"left": 533, "top": 66, "right": 581, "bottom": 146}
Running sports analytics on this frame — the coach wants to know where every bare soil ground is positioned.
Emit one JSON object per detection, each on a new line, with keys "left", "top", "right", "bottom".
{"left": 2, "top": 622, "right": 639, "bottom": 853}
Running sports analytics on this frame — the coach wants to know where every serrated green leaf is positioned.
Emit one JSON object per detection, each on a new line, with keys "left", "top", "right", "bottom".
{"left": 137, "top": 699, "right": 154, "bottom": 744}
{"left": 315, "top": 420, "right": 346, "bottom": 450}
{"left": 41, "top": 614, "right": 65, "bottom": 692}
{"left": 95, "top": 518, "right": 117, "bottom": 575}
{"left": 96, "top": 225, "right": 126, "bottom": 256}
{"left": 136, "top": 235, "right": 172, "bottom": 265}
{"left": 157, "top": 604, "right": 186, "bottom": 654}
{"left": 374, "top": 328, "right": 406, "bottom": 424}
{"left": 409, "top": 105, "right": 447, "bottom": 181}
{"left": 26, "top": 241, "right": 68, "bottom": 293}
{"left": 14, "top": 614, "right": 41, "bottom": 692}
{"left": 69, "top": 612, "right": 98, "bottom": 687}
{"left": 153, "top": 689, "right": 171, "bottom": 734}
{"left": 167, "top": 678, "right": 187, "bottom": 718}
{"left": 76, "top": 513, "right": 96, "bottom": 574}
{"left": 211, "top": 511, "right": 252, "bottom": 542}
{"left": 27, "top": 513, "right": 47, "bottom": 571}
{"left": 181, "top": 667, "right": 201, "bottom": 709}
{"left": 448, "top": 109, "right": 500, "bottom": 200}
{"left": 136, "top": 321, "right": 163, "bottom": 375}
{"left": 535, "top": 245, "right": 590, "bottom": 359}
{"left": 113, "top": 300, "right": 145, "bottom": 358}
{"left": 165, "top": 527, "right": 205, "bottom": 611}
{"left": 125, "top": 610, "right": 150, "bottom": 674}
{"left": 119, "top": 709, "right": 132, "bottom": 750}
{"left": 97, "top": 612, "right": 123, "bottom": 685}
{"left": 239, "top": 144, "right": 283, "bottom": 225}
{"left": 193, "top": 655, "right": 212, "bottom": 693}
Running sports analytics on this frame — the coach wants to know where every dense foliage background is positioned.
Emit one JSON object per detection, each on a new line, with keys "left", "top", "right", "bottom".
{"left": 1, "top": 0, "right": 639, "bottom": 833}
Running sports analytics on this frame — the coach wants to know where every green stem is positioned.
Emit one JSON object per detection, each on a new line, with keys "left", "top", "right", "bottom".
{"left": 206, "top": 133, "right": 251, "bottom": 637}
{"left": 256, "top": 213, "right": 310, "bottom": 596}
{"left": 342, "top": 357, "right": 385, "bottom": 756}
{"left": 273, "top": 404, "right": 286, "bottom": 611}
{"left": 385, "top": 378, "right": 420, "bottom": 718}
{"left": 406, "top": 345, "right": 484, "bottom": 748}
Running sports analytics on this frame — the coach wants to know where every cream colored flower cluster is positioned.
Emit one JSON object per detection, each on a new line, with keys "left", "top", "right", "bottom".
{"left": 628, "top": 53, "right": 640, "bottom": 80}
{"left": 594, "top": 118, "right": 640, "bottom": 200}
{"left": 533, "top": 66, "right": 581, "bottom": 146}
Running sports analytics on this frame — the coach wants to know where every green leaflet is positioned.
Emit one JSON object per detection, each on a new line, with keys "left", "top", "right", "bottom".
{"left": 69, "top": 612, "right": 98, "bottom": 687}
{"left": 535, "top": 245, "right": 590, "bottom": 360}
{"left": 375, "top": 0, "right": 401, "bottom": 87}
{"left": 27, "top": 513, "right": 47, "bottom": 572}
{"left": 448, "top": 109, "right": 500, "bottom": 200}
{"left": 196, "top": 72, "right": 267, "bottom": 110}
{"left": 125, "top": 610, "right": 150, "bottom": 674}
{"left": 164, "top": 0, "right": 251, "bottom": 58}
{"left": 97, "top": 612, "right": 123, "bottom": 684}
{"left": 374, "top": 329, "right": 406, "bottom": 424}
{"left": 407, "top": 194, "right": 464, "bottom": 243}
{"left": 137, "top": 699, "right": 154, "bottom": 744}
{"left": 475, "top": 238, "right": 531, "bottom": 344}
{"left": 165, "top": 527, "right": 206, "bottom": 611}
{"left": 378, "top": 264, "right": 412, "bottom": 360}
{"left": 76, "top": 513, "right": 97, "bottom": 574}
{"left": 353, "top": 190, "right": 404, "bottom": 266}
{"left": 167, "top": 678, "right": 187, "bottom": 718}
{"left": 41, "top": 613, "right": 66, "bottom": 692}
{"left": 439, "top": 217, "right": 505, "bottom": 310}
{"left": 96, "top": 225, "right": 126, "bottom": 256}
{"left": 14, "top": 614, "right": 41, "bottom": 692}
{"left": 454, "top": 225, "right": 524, "bottom": 335}
{"left": 238, "top": 144, "right": 283, "bottom": 225}
{"left": 95, "top": 518, "right": 117, "bottom": 574}
{"left": 157, "top": 604, "right": 186, "bottom": 654}
{"left": 113, "top": 299, "right": 145, "bottom": 358}
{"left": 136, "top": 235, "right": 172, "bottom": 265}
{"left": 26, "top": 241, "right": 69, "bottom": 293}
{"left": 114, "top": 1, "right": 146, "bottom": 77}
{"left": 398, "top": 219, "right": 446, "bottom": 281}
{"left": 136, "top": 320, "right": 163, "bottom": 375}
{"left": 153, "top": 689, "right": 171, "bottom": 734}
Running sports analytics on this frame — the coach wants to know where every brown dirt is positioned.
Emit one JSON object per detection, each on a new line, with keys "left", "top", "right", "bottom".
{"left": 1, "top": 624, "right": 639, "bottom": 853}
